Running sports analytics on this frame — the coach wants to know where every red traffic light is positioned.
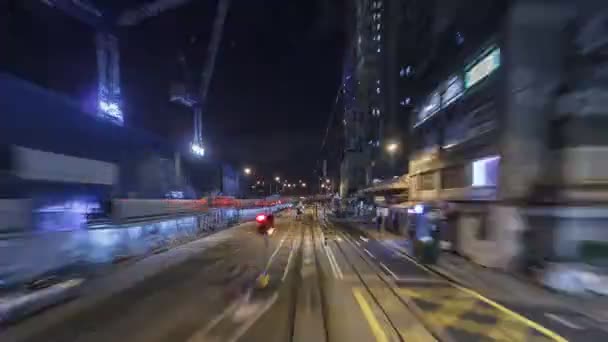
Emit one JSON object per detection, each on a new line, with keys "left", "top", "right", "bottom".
{"left": 255, "top": 214, "right": 267, "bottom": 223}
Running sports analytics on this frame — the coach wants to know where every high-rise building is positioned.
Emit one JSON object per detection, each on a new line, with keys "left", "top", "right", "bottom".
{"left": 339, "top": 0, "right": 408, "bottom": 197}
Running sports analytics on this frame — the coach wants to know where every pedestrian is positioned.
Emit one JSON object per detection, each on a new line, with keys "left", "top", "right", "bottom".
{"left": 393, "top": 212, "right": 399, "bottom": 234}
{"left": 376, "top": 213, "right": 382, "bottom": 233}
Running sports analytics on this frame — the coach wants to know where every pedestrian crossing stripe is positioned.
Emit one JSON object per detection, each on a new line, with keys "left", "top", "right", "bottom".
{"left": 396, "top": 287, "right": 561, "bottom": 341}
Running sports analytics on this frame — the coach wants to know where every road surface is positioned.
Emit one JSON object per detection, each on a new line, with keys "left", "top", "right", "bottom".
{"left": 2, "top": 209, "right": 606, "bottom": 341}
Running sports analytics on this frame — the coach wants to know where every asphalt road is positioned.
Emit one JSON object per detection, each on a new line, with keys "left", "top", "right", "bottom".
{"left": 2, "top": 209, "right": 605, "bottom": 342}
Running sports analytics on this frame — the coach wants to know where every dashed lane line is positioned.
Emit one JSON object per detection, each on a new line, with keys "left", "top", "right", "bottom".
{"left": 226, "top": 293, "right": 279, "bottom": 342}
{"left": 324, "top": 244, "right": 344, "bottom": 279}
{"left": 281, "top": 240, "right": 296, "bottom": 282}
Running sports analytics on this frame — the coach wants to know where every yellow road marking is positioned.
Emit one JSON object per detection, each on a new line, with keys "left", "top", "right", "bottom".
{"left": 352, "top": 288, "right": 389, "bottom": 342}
{"left": 390, "top": 249, "right": 568, "bottom": 342}
{"left": 397, "top": 287, "right": 561, "bottom": 341}
{"left": 453, "top": 284, "right": 568, "bottom": 342}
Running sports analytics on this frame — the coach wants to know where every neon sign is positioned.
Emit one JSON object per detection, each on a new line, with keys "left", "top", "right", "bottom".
{"left": 465, "top": 47, "right": 500, "bottom": 89}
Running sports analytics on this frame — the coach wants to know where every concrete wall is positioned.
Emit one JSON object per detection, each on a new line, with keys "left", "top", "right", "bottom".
{"left": 455, "top": 206, "right": 524, "bottom": 269}
{"left": 0, "top": 199, "right": 31, "bottom": 232}
{"left": 0, "top": 206, "right": 276, "bottom": 287}
{"left": 527, "top": 207, "right": 608, "bottom": 261}
{"left": 111, "top": 199, "right": 208, "bottom": 222}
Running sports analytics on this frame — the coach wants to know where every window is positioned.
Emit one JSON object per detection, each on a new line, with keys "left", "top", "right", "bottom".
{"left": 441, "top": 166, "right": 468, "bottom": 189}
{"left": 467, "top": 102, "right": 497, "bottom": 138}
{"left": 443, "top": 112, "right": 468, "bottom": 148}
{"left": 419, "top": 172, "right": 435, "bottom": 190}
{"left": 472, "top": 156, "right": 500, "bottom": 187}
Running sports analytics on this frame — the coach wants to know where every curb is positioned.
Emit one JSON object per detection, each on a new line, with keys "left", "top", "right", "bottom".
{"left": 0, "top": 279, "right": 84, "bottom": 325}
{"left": 334, "top": 217, "right": 608, "bottom": 326}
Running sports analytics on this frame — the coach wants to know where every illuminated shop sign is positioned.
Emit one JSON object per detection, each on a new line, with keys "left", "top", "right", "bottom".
{"left": 465, "top": 47, "right": 500, "bottom": 89}
{"left": 416, "top": 75, "right": 464, "bottom": 127}
{"left": 417, "top": 91, "right": 440, "bottom": 124}
{"left": 442, "top": 75, "right": 463, "bottom": 107}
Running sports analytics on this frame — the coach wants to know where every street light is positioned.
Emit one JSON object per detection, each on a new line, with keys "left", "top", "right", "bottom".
{"left": 386, "top": 142, "right": 399, "bottom": 153}
{"left": 191, "top": 142, "right": 205, "bottom": 156}
{"left": 275, "top": 176, "right": 280, "bottom": 182}
{"left": 325, "top": 179, "right": 330, "bottom": 184}
{"left": 302, "top": 183, "right": 307, "bottom": 187}
{"left": 244, "top": 167, "right": 251, "bottom": 175}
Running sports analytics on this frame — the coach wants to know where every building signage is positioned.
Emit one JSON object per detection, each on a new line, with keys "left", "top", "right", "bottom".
{"left": 442, "top": 75, "right": 463, "bottom": 107}
{"left": 465, "top": 47, "right": 500, "bottom": 89}
{"left": 417, "top": 91, "right": 440, "bottom": 124}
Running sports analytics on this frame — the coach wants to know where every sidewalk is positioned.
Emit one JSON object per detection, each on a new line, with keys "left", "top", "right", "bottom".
{"left": 331, "top": 216, "right": 608, "bottom": 323}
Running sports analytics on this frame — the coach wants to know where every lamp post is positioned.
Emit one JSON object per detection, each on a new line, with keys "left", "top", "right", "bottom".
{"left": 271, "top": 177, "right": 280, "bottom": 195}
{"left": 386, "top": 142, "right": 399, "bottom": 154}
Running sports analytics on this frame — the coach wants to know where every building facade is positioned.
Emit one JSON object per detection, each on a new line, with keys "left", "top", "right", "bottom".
{"left": 340, "top": 0, "right": 405, "bottom": 198}
{"left": 407, "top": 0, "right": 608, "bottom": 269}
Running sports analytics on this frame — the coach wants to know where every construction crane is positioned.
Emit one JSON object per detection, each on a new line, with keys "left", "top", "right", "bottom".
{"left": 38, "top": 0, "right": 231, "bottom": 147}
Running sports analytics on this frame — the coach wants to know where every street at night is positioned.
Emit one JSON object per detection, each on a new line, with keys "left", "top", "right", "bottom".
{"left": 3, "top": 0, "right": 608, "bottom": 341}
{"left": 1, "top": 209, "right": 606, "bottom": 342}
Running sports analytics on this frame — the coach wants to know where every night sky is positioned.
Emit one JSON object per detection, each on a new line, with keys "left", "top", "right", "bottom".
{"left": 120, "top": 0, "right": 347, "bottom": 183}
{"left": 3, "top": 0, "right": 346, "bottom": 185}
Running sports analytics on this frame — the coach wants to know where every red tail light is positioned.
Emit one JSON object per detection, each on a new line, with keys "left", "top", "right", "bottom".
{"left": 256, "top": 214, "right": 267, "bottom": 223}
